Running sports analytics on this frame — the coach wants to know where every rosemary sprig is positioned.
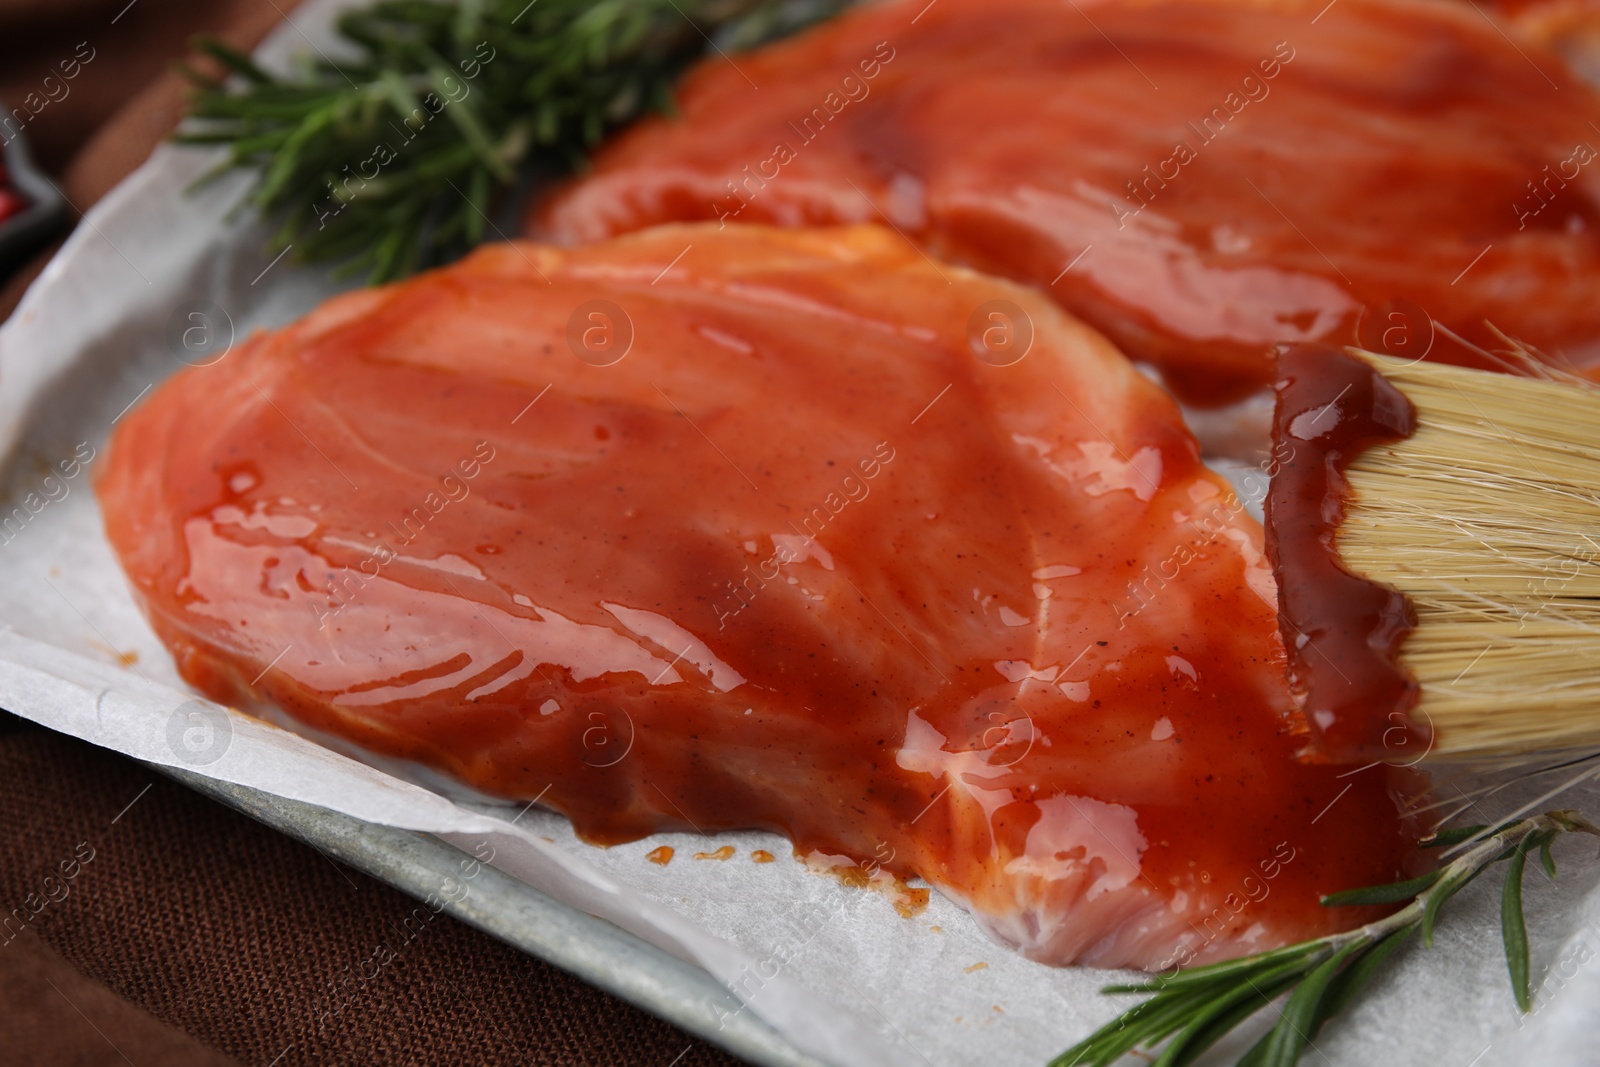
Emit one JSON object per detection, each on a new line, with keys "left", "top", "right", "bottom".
{"left": 1051, "top": 810, "right": 1600, "bottom": 1067}
{"left": 177, "top": 0, "right": 849, "bottom": 282}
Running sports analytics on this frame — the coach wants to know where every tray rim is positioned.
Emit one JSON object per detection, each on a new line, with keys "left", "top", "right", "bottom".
{"left": 0, "top": 110, "right": 68, "bottom": 278}
{"left": 153, "top": 761, "right": 832, "bottom": 1067}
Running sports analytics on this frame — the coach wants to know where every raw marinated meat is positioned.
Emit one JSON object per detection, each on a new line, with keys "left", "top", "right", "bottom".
{"left": 98, "top": 224, "right": 1420, "bottom": 968}
{"left": 533, "top": 0, "right": 1600, "bottom": 407}
{"left": 1484, "top": 0, "right": 1600, "bottom": 82}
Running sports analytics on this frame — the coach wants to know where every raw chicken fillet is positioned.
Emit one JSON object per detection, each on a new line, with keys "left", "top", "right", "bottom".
{"left": 98, "top": 224, "right": 1418, "bottom": 968}
{"left": 535, "top": 0, "right": 1600, "bottom": 406}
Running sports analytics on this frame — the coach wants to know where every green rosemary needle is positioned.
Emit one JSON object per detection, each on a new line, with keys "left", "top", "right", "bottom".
{"left": 1051, "top": 810, "right": 1600, "bottom": 1067}
{"left": 177, "top": 0, "right": 850, "bottom": 282}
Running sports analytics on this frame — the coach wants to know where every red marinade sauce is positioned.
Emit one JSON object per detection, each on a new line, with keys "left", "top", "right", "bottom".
{"left": 1266, "top": 345, "right": 1424, "bottom": 763}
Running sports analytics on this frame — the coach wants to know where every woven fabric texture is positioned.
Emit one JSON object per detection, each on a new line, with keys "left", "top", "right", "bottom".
{"left": 0, "top": 713, "right": 745, "bottom": 1066}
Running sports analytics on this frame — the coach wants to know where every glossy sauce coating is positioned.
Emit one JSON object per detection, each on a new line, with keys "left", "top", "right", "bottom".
{"left": 97, "top": 225, "right": 1422, "bottom": 968}
{"left": 534, "top": 0, "right": 1600, "bottom": 406}
{"left": 1266, "top": 346, "right": 1423, "bottom": 762}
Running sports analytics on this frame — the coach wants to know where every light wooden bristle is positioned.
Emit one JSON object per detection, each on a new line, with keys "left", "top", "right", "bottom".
{"left": 1340, "top": 351, "right": 1600, "bottom": 760}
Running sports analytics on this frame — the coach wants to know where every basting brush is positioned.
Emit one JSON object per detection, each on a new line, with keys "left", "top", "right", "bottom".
{"left": 1266, "top": 341, "right": 1600, "bottom": 764}
{"left": 1055, "top": 345, "right": 1600, "bottom": 1067}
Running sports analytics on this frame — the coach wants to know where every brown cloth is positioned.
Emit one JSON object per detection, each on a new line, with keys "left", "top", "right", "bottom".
{"left": 0, "top": 714, "right": 743, "bottom": 1066}
{"left": 0, "top": 4, "right": 747, "bottom": 1064}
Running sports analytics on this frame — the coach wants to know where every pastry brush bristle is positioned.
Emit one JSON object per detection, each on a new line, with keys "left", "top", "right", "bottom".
{"left": 1339, "top": 350, "right": 1600, "bottom": 760}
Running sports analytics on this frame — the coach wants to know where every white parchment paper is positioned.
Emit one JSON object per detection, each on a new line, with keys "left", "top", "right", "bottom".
{"left": 3, "top": 4, "right": 1600, "bottom": 1063}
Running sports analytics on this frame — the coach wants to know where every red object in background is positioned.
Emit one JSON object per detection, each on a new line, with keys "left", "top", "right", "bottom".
{"left": 0, "top": 162, "right": 28, "bottom": 225}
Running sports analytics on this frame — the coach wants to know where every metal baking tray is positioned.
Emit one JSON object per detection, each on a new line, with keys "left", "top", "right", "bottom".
{"left": 153, "top": 763, "right": 826, "bottom": 1067}
{"left": 0, "top": 114, "right": 68, "bottom": 279}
